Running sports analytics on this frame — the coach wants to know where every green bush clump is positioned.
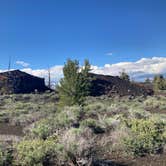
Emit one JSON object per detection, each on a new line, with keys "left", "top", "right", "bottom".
{"left": 31, "top": 113, "right": 71, "bottom": 140}
{"left": 80, "top": 118, "right": 97, "bottom": 128}
{"left": 54, "top": 112, "right": 72, "bottom": 129}
{"left": 101, "top": 117, "right": 120, "bottom": 131}
{"left": 80, "top": 118, "right": 105, "bottom": 134}
{"left": 84, "top": 102, "right": 106, "bottom": 114}
{"left": 32, "top": 119, "right": 54, "bottom": 139}
{"left": 128, "top": 108, "right": 150, "bottom": 119}
{"left": 60, "top": 127, "right": 96, "bottom": 165}
{"left": 124, "top": 118, "right": 166, "bottom": 156}
{"left": 144, "top": 96, "right": 166, "bottom": 110}
{"left": 53, "top": 106, "right": 81, "bottom": 130}
{"left": 0, "top": 145, "right": 13, "bottom": 166}
{"left": 15, "top": 139, "right": 64, "bottom": 166}
{"left": 31, "top": 107, "right": 80, "bottom": 139}
{"left": 0, "top": 111, "right": 9, "bottom": 122}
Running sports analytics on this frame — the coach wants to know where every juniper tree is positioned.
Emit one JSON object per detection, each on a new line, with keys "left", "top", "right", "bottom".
{"left": 57, "top": 59, "right": 91, "bottom": 106}
{"left": 119, "top": 69, "right": 130, "bottom": 82}
{"left": 145, "top": 78, "right": 151, "bottom": 84}
{"left": 153, "top": 75, "right": 166, "bottom": 91}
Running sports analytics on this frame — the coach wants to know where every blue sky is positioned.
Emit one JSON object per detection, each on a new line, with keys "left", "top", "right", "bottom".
{"left": 0, "top": 0, "right": 166, "bottom": 68}
{"left": 0, "top": 0, "right": 166, "bottom": 82}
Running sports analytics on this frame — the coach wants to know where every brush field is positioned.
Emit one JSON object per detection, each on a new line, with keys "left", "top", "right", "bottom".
{"left": 0, "top": 93, "right": 166, "bottom": 166}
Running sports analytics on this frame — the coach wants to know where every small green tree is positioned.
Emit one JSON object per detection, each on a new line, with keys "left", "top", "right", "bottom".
{"left": 145, "top": 78, "right": 151, "bottom": 84}
{"left": 153, "top": 75, "right": 166, "bottom": 91}
{"left": 57, "top": 59, "right": 91, "bottom": 106}
{"left": 119, "top": 69, "right": 130, "bottom": 82}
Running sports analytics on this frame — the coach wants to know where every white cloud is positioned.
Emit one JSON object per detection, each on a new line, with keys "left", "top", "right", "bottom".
{"left": 106, "top": 52, "right": 113, "bottom": 56}
{"left": 16, "top": 61, "right": 30, "bottom": 67}
{"left": 91, "top": 57, "right": 166, "bottom": 81}
{"left": 22, "top": 65, "right": 64, "bottom": 84}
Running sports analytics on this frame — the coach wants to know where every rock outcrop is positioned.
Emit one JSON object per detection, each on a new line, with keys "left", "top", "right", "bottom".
{"left": 0, "top": 70, "right": 50, "bottom": 94}
{"left": 0, "top": 70, "right": 153, "bottom": 96}
{"left": 89, "top": 73, "right": 153, "bottom": 97}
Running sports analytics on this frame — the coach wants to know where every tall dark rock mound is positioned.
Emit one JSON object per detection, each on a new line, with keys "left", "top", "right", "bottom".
{"left": 89, "top": 73, "right": 153, "bottom": 97}
{"left": 0, "top": 70, "right": 50, "bottom": 94}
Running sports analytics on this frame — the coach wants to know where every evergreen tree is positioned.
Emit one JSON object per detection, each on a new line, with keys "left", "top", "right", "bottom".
{"left": 119, "top": 69, "right": 130, "bottom": 82}
{"left": 57, "top": 59, "right": 91, "bottom": 106}
{"left": 145, "top": 78, "right": 151, "bottom": 84}
{"left": 153, "top": 75, "right": 166, "bottom": 91}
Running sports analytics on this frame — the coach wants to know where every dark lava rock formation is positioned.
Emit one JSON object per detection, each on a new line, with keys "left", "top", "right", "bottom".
{"left": 89, "top": 73, "right": 153, "bottom": 97}
{"left": 0, "top": 70, "right": 153, "bottom": 96}
{"left": 0, "top": 70, "right": 50, "bottom": 94}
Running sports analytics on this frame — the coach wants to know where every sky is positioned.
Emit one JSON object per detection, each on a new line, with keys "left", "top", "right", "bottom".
{"left": 0, "top": 0, "right": 166, "bottom": 82}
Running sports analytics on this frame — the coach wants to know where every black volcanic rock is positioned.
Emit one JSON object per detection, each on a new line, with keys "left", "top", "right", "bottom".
{"left": 0, "top": 70, "right": 153, "bottom": 96}
{"left": 0, "top": 70, "right": 50, "bottom": 94}
{"left": 89, "top": 73, "right": 153, "bottom": 97}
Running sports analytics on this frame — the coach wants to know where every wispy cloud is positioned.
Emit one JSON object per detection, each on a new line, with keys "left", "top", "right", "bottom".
{"left": 105, "top": 52, "right": 113, "bottom": 56}
{"left": 16, "top": 61, "right": 30, "bottom": 67}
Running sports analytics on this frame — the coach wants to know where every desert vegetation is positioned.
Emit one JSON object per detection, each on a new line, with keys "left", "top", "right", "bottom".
{"left": 0, "top": 93, "right": 166, "bottom": 165}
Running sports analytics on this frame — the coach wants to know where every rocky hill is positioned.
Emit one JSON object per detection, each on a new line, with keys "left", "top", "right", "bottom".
{"left": 0, "top": 70, "right": 50, "bottom": 94}
{"left": 89, "top": 73, "right": 153, "bottom": 97}
{"left": 0, "top": 70, "right": 153, "bottom": 96}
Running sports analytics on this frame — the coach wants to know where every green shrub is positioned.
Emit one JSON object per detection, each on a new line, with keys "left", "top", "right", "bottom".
{"left": 53, "top": 106, "right": 81, "bottom": 129}
{"left": 54, "top": 111, "right": 72, "bottom": 128}
{"left": 0, "top": 111, "right": 9, "bottom": 123}
{"left": 101, "top": 117, "right": 120, "bottom": 131}
{"left": 80, "top": 118, "right": 105, "bottom": 134}
{"left": 32, "top": 119, "right": 54, "bottom": 139}
{"left": 62, "top": 106, "right": 81, "bottom": 120}
{"left": 84, "top": 102, "right": 106, "bottom": 113}
{"left": 144, "top": 96, "right": 166, "bottom": 110}
{"left": 61, "top": 128, "right": 83, "bottom": 154}
{"left": 0, "top": 145, "right": 13, "bottom": 166}
{"left": 31, "top": 107, "right": 80, "bottom": 139}
{"left": 80, "top": 118, "right": 97, "bottom": 128}
{"left": 60, "top": 127, "right": 96, "bottom": 165}
{"left": 128, "top": 108, "right": 150, "bottom": 119}
{"left": 123, "top": 119, "right": 166, "bottom": 156}
{"left": 15, "top": 139, "right": 64, "bottom": 166}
